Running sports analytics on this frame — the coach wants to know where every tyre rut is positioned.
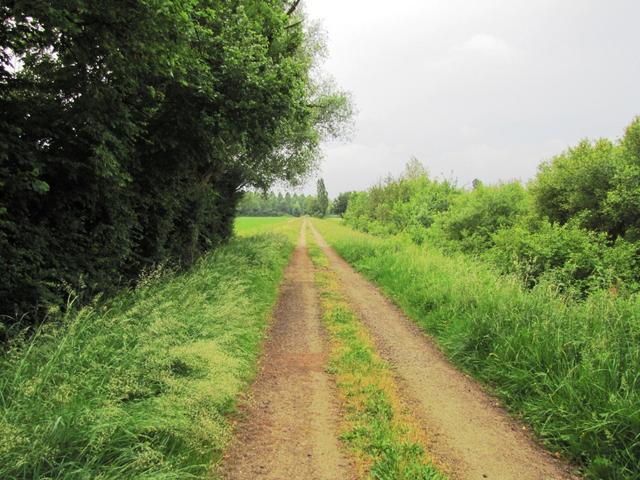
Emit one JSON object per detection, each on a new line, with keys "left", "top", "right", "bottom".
{"left": 219, "top": 221, "right": 353, "bottom": 480}
{"left": 308, "top": 221, "right": 578, "bottom": 480}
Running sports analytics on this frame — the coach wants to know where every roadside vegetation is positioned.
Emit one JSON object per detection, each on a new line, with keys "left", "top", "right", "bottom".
{"left": 307, "top": 230, "right": 446, "bottom": 480}
{"left": 0, "top": 220, "right": 300, "bottom": 478}
{"left": 344, "top": 117, "right": 640, "bottom": 298}
{"left": 1, "top": 1, "right": 352, "bottom": 476}
{"left": 312, "top": 218, "right": 639, "bottom": 479}
{"left": 331, "top": 119, "right": 640, "bottom": 478}
{"left": 1, "top": 2, "right": 350, "bottom": 330}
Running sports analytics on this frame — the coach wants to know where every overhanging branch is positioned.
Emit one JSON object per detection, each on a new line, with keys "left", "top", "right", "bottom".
{"left": 287, "top": 0, "right": 302, "bottom": 16}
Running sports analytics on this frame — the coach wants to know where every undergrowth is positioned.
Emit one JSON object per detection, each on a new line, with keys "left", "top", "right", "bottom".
{"left": 312, "top": 218, "right": 639, "bottom": 480}
{"left": 0, "top": 228, "right": 297, "bottom": 479}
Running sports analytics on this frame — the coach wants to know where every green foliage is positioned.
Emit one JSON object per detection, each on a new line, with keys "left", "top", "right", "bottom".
{"left": 531, "top": 117, "right": 640, "bottom": 241}
{"left": 0, "top": 232, "right": 294, "bottom": 478}
{"left": 430, "top": 182, "right": 529, "bottom": 253}
{"left": 343, "top": 165, "right": 459, "bottom": 240}
{"left": 0, "top": 1, "right": 351, "bottom": 328}
{"left": 315, "top": 177, "right": 329, "bottom": 217}
{"left": 531, "top": 139, "right": 623, "bottom": 234}
{"left": 489, "top": 219, "right": 640, "bottom": 294}
{"left": 235, "top": 186, "right": 334, "bottom": 218}
{"left": 236, "top": 191, "right": 314, "bottom": 217}
{"left": 342, "top": 118, "right": 640, "bottom": 295}
{"left": 313, "top": 218, "right": 640, "bottom": 480}
{"left": 605, "top": 117, "right": 640, "bottom": 242}
{"left": 331, "top": 191, "right": 353, "bottom": 216}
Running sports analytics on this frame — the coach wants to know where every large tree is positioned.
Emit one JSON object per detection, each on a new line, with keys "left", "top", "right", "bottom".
{"left": 331, "top": 191, "right": 352, "bottom": 216}
{"left": 0, "top": 0, "right": 351, "bottom": 326}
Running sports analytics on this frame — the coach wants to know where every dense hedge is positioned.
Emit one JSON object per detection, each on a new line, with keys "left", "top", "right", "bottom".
{"left": 0, "top": 0, "right": 349, "bottom": 329}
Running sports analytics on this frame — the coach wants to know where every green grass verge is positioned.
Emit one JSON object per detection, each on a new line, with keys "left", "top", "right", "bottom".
{"left": 0, "top": 229, "right": 297, "bottom": 479}
{"left": 307, "top": 230, "right": 446, "bottom": 480}
{"left": 311, "top": 218, "right": 640, "bottom": 480}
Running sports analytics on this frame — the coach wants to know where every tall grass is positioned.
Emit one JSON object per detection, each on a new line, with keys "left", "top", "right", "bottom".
{"left": 312, "top": 218, "right": 640, "bottom": 480}
{"left": 0, "top": 231, "right": 296, "bottom": 479}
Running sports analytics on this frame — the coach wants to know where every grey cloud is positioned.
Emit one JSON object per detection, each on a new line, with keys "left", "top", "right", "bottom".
{"left": 300, "top": 0, "right": 640, "bottom": 197}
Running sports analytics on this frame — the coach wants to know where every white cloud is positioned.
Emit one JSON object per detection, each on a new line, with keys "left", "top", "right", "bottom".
{"left": 454, "top": 33, "right": 515, "bottom": 58}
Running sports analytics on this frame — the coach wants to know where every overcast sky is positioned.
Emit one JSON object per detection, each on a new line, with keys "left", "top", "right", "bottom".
{"left": 299, "top": 0, "right": 640, "bottom": 196}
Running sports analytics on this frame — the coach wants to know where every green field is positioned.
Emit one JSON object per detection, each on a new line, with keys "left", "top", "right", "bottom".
{"left": 234, "top": 216, "right": 297, "bottom": 236}
{"left": 0, "top": 223, "right": 300, "bottom": 479}
{"left": 311, "top": 217, "right": 640, "bottom": 480}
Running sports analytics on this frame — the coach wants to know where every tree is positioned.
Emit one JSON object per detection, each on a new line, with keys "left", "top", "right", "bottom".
{"left": 332, "top": 192, "right": 352, "bottom": 216}
{"left": 530, "top": 139, "right": 621, "bottom": 234}
{"left": 530, "top": 118, "right": 640, "bottom": 241}
{"left": 0, "top": 1, "right": 352, "bottom": 327}
{"left": 403, "top": 157, "right": 428, "bottom": 179}
{"left": 316, "top": 178, "right": 329, "bottom": 217}
{"left": 605, "top": 117, "right": 640, "bottom": 241}
{"left": 236, "top": 190, "right": 316, "bottom": 217}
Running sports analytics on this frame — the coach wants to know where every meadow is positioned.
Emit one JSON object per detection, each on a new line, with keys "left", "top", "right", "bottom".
{"left": 312, "top": 218, "right": 640, "bottom": 480}
{"left": 0, "top": 220, "right": 300, "bottom": 479}
{"left": 234, "top": 216, "right": 297, "bottom": 237}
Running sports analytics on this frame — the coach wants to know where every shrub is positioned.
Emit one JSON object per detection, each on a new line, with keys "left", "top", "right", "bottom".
{"left": 489, "top": 220, "right": 640, "bottom": 294}
{"left": 430, "top": 182, "right": 529, "bottom": 253}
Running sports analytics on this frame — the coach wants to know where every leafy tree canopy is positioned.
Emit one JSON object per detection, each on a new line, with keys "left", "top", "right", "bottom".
{"left": 0, "top": 0, "right": 351, "bottom": 327}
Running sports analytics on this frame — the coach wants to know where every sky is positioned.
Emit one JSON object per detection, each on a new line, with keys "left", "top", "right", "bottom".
{"left": 299, "top": 0, "right": 640, "bottom": 196}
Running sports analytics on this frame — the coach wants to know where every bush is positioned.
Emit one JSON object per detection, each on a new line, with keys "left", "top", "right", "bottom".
{"left": 430, "top": 182, "right": 529, "bottom": 253}
{"left": 605, "top": 118, "right": 640, "bottom": 242}
{"left": 341, "top": 119, "right": 640, "bottom": 296}
{"left": 531, "top": 118, "right": 640, "bottom": 241}
{"left": 489, "top": 219, "right": 640, "bottom": 295}
{"left": 343, "top": 169, "right": 459, "bottom": 240}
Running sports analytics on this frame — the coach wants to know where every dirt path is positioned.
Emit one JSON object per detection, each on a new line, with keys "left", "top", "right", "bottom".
{"left": 219, "top": 222, "right": 352, "bottom": 480}
{"left": 308, "top": 222, "right": 578, "bottom": 480}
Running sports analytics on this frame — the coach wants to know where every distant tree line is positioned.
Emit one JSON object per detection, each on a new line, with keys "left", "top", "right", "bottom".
{"left": 343, "top": 117, "right": 640, "bottom": 297}
{"left": 0, "top": 1, "right": 351, "bottom": 330}
{"left": 237, "top": 192, "right": 317, "bottom": 217}
{"left": 237, "top": 178, "right": 334, "bottom": 217}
